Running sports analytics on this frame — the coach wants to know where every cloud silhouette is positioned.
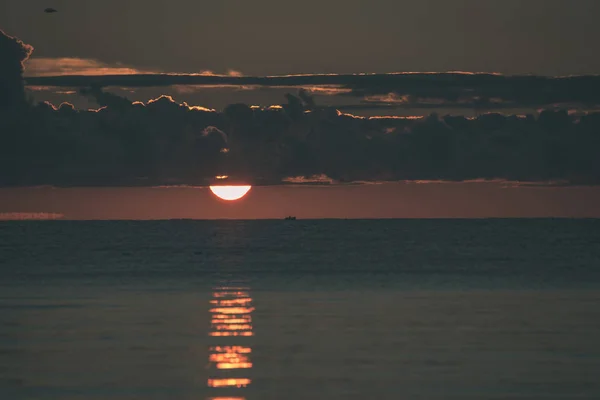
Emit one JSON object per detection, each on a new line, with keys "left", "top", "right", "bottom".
{"left": 1, "top": 29, "right": 600, "bottom": 186}
{"left": 2, "top": 93, "right": 599, "bottom": 186}
{"left": 0, "top": 29, "right": 34, "bottom": 109}
{"left": 23, "top": 71, "right": 600, "bottom": 111}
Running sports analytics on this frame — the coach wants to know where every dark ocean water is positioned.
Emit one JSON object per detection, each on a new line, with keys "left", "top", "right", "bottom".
{"left": 1, "top": 219, "right": 600, "bottom": 399}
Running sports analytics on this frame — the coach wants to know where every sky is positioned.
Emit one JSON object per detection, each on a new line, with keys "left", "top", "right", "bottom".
{"left": 2, "top": 0, "right": 600, "bottom": 111}
{"left": 3, "top": 0, "right": 600, "bottom": 76}
{"left": 1, "top": 183, "right": 600, "bottom": 220}
{"left": 1, "top": 0, "right": 600, "bottom": 218}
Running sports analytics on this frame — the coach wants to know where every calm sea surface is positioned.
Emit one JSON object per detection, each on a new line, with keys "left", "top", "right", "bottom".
{"left": 1, "top": 219, "right": 600, "bottom": 399}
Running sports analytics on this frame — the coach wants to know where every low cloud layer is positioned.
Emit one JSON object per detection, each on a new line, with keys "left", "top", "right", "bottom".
{"left": 1, "top": 29, "right": 600, "bottom": 186}
{"left": 24, "top": 70, "right": 600, "bottom": 111}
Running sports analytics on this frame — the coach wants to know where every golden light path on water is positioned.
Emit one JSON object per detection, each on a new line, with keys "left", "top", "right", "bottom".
{"left": 208, "top": 285, "right": 254, "bottom": 398}
{"left": 209, "top": 186, "right": 252, "bottom": 201}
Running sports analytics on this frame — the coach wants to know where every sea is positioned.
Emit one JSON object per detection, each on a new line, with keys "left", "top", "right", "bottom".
{"left": 1, "top": 219, "right": 599, "bottom": 399}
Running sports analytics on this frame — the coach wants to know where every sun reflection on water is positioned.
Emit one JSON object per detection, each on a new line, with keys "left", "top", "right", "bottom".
{"left": 207, "top": 378, "right": 251, "bottom": 388}
{"left": 208, "top": 285, "right": 254, "bottom": 396}
{"left": 207, "top": 397, "right": 246, "bottom": 400}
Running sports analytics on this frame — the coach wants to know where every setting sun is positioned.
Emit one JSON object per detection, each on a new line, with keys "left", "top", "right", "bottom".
{"left": 209, "top": 185, "right": 252, "bottom": 201}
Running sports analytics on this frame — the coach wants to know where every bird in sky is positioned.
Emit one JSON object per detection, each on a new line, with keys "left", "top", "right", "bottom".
{"left": 44, "top": 8, "right": 58, "bottom": 13}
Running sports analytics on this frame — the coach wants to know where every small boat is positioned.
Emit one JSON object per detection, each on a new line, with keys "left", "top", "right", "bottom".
{"left": 284, "top": 216, "right": 297, "bottom": 220}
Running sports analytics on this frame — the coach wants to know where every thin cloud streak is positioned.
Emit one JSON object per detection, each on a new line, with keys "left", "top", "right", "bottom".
{"left": 24, "top": 71, "right": 600, "bottom": 110}
{"left": 25, "top": 57, "right": 156, "bottom": 76}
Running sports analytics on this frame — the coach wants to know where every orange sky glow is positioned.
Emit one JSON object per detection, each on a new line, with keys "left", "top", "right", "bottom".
{"left": 1, "top": 183, "right": 599, "bottom": 220}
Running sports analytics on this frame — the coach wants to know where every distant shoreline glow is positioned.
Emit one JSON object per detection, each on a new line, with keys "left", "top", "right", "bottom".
{"left": 209, "top": 185, "right": 252, "bottom": 201}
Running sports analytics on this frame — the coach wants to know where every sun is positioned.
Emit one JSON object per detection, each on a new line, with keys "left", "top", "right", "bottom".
{"left": 209, "top": 185, "right": 252, "bottom": 201}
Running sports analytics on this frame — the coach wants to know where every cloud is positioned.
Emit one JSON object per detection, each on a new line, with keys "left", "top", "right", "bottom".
{"left": 0, "top": 29, "right": 34, "bottom": 109}
{"left": 3, "top": 94, "right": 600, "bottom": 186}
{"left": 25, "top": 57, "right": 156, "bottom": 76}
{"left": 299, "top": 86, "right": 353, "bottom": 96}
{"left": 401, "top": 179, "right": 572, "bottom": 187}
{"left": 282, "top": 174, "right": 335, "bottom": 184}
{"left": 79, "top": 86, "right": 134, "bottom": 111}
{"left": 150, "top": 185, "right": 206, "bottom": 190}
{"left": 2, "top": 29, "right": 600, "bottom": 187}
{"left": 202, "top": 126, "right": 229, "bottom": 146}
{"left": 23, "top": 71, "right": 600, "bottom": 111}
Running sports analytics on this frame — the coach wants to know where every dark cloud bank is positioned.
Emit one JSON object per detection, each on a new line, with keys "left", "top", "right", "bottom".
{"left": 25, "top": 71, "right": 600, "bottom": 111}
{"left": 2, "top": 29, "right": 600, "bottom": 186}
